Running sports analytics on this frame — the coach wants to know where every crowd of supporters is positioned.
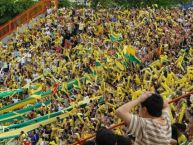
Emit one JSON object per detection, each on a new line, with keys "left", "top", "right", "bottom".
{"left": 0, "top": 5, "right": 192, "bottom": 145}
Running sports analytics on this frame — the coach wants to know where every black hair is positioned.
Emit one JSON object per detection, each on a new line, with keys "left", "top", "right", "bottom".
{"left": 96, "top": 127, "right": 116, "bottom": 145}
{"left": 116, "top": 135, "right": 132, "bottom": 145}
{"left": 83, "top": 140, "right": 95, "bottom": 145}
{"left": 141, "top": 93, "right": 163, "bottom": 117}
{"left": 96, "top": 127, "right": 132, "bottom": 145}
{"left": 171, "top": 124, "right": 178, "bottom": 143}
{"left": 173, "top": 123, "right": 186, "bottom": 132}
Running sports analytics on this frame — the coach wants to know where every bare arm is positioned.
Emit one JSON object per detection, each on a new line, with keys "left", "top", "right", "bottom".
{"left": 116, "top": 92, "right": 152, "bottom": 126}
{"left": 163, "top": 100, "right": 171, "bottom": 115}
{"left": 116, "top": 99, "right": 140, "bottom": 125}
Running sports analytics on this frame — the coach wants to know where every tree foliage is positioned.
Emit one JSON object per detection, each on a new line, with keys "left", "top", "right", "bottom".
{"left": 0, "top": 0, "right": 192, "bottom": 25}
{"left": 0, "top": 0, "right": 36, "bottom": 25}
{"left": 90, "top": 0, "right": 193, "bottom": 8}
{"left": 91, "top": 0, "right": 116, "bottom": 9}
{"left": 59, "top": 0, "right": 73, "bottom": 8}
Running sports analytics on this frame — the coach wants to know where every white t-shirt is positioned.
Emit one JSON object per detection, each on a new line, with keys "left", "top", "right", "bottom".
{"left": 25, "top": 78, "right": 31, "bottom": 84}
{"left": 47, "top": 8, "right": 52, "bottom": 15}
{"left": 20, "top": 57, "right": 26, "bottom": 65}
{"left": 32, "top": 73, "right": 38, "bottom": 79}
{"left": 58, "top": 105, "right": 64, "bottom": 111}
{"left": 79, "top": 23, "right": 84, "bottom": 30}
{"left": 13, "top": 98, "right": 20, "bottom": 103}
{"left": 26, "top": 53, "right": 32, "bottom": 61}
{"left": 40, "top": 141, "right": 48, "bottom": 145}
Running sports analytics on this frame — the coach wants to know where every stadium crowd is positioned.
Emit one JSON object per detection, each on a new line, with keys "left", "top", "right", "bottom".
{"left": 0, "top": 5, "right": 192, "bottom": 145}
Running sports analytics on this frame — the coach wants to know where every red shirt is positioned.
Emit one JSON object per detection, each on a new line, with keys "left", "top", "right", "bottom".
{"left": 23, "top": 140, "right": 31, "bottom": 145}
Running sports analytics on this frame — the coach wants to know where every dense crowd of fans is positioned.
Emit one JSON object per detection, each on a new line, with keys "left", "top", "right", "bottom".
{"left": 0, "top": 5, "right": 192, "bottom": 145}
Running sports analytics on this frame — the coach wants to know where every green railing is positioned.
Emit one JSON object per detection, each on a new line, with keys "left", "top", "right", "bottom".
{"left": 0, "top": 96, "right": 105, "bottom": 140}
{"left": 0, "top": 101, "right": 51, "bottom": 124}
{"left": 0, "top": 77, "right": 87, "bottom": 114}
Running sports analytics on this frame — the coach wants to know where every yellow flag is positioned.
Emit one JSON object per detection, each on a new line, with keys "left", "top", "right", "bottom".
{"left": 127, "top": 46, "right": 136, "bottom": 56}
{"left": 116, "top": 62, "right": 125, "bottom": 71}
{"left": 176, "top": 53, "right": 185, "bottom": 71}
{"left": 76, "top": 77, "right": 82, "bottom": 90}
{"left": 77, "top": 113, "right": 84, "bottom": 124}
{"left": 131, "top": 90, "right": 142, "bottom": 101}
{"left": 30, "top": 84, "right": 42, "bottom": 94}
{"left": 178, "top": 101, "right": 187, "bottom": 123}
{"left": 135, "top": 75, "right": 141, "bottom": 85}
{"left": 31, "top": 95, "right": 42, "bottom": 99}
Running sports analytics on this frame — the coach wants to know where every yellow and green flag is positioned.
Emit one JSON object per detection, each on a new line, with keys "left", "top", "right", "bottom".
{"left": 123, "top": 45, "right": 141, "bottom": 64}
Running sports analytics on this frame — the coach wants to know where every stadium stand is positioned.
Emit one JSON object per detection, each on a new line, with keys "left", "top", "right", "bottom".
{"left": 0, "top": 1, "right": 192, "bottom": 144}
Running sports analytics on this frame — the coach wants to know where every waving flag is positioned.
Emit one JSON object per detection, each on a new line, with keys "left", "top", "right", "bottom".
{"left": 123, "top": 45, "right": 141, "bottom": 64}
{"left": 109, "top": 33, "right": 123, "bottom": 42}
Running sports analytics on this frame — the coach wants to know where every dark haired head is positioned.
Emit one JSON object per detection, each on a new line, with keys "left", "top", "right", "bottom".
{"left": 83, "top": 140, "right": 95, "bottom": 145}
{"left": 171, "top": 124, "right": 178, "bottom": 141}
{"left": 141, "top": 93, "right": 163, "bottom": 117}
{"left": 96, "top": 127, "right": 116, "bottom": 145}
{"left": 96, "top": 128, "right": 132, "bottom": 145}
{"left": 116, "top": 135, "right": 132, "bottom": 145}
{"left": 173, "top": 123, "right": 186, "bottom": 132}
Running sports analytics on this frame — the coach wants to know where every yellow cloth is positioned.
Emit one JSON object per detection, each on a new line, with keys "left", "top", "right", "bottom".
{"left": 123, "top": 45, "right": 136, "bottom": 56}
{"left": 178, "top": 133, "right": 187, "bottom": 145}
{"left": 178, "top": 101, "right": 187, "bottom": 123}
{"left": 116, "top": 62, "right": 125, "bottom": 71}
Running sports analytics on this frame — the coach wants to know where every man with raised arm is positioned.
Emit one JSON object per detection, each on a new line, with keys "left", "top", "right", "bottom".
{"left": 116, "top": 92, "right": 172, "bottom": 145}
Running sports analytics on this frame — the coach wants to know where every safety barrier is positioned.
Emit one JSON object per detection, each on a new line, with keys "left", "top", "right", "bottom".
{"left": 71, "top": 90, "right": 193, "bottom": 145}
{"left": 0, "top": 90, "right": 52, "bottom": 114}
{"left": 0, "top": 101, "right": 51, "bottom": 124}
{"left": 0, "top": 0, "right": 58, "bottom": 40}
{"left": 0, "top": 95, "right": 105, "bottom": 140}
{"left": 0, "top": 77, "right": 87, "bottom": 114}
{"left": 0, "top": 96, "right": 104, "bottom": 132}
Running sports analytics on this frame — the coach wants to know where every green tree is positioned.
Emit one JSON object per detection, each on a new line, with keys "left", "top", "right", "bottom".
{"left": 91, "top": 0, "right": 116, "bottom": 9}
{"left": 59, "top": 0, "right": 72, "bottom": 8}
{"left": 90, "top": 0, "right": 193, "bottom": 8}
{"left": 0, "top": 0, "right": 36, "bottom": 25}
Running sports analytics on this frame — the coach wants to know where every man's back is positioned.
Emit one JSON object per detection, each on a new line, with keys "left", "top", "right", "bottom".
{"left": 128, "top": 112, "right": 171, "bottom": 145}
{"left": 116, "top": 92, "right": 172, "bottom": 145}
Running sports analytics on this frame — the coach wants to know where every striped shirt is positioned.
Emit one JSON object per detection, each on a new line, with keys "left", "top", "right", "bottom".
{"left": 128, "top": 112, "right": 171, "bottom": 145}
